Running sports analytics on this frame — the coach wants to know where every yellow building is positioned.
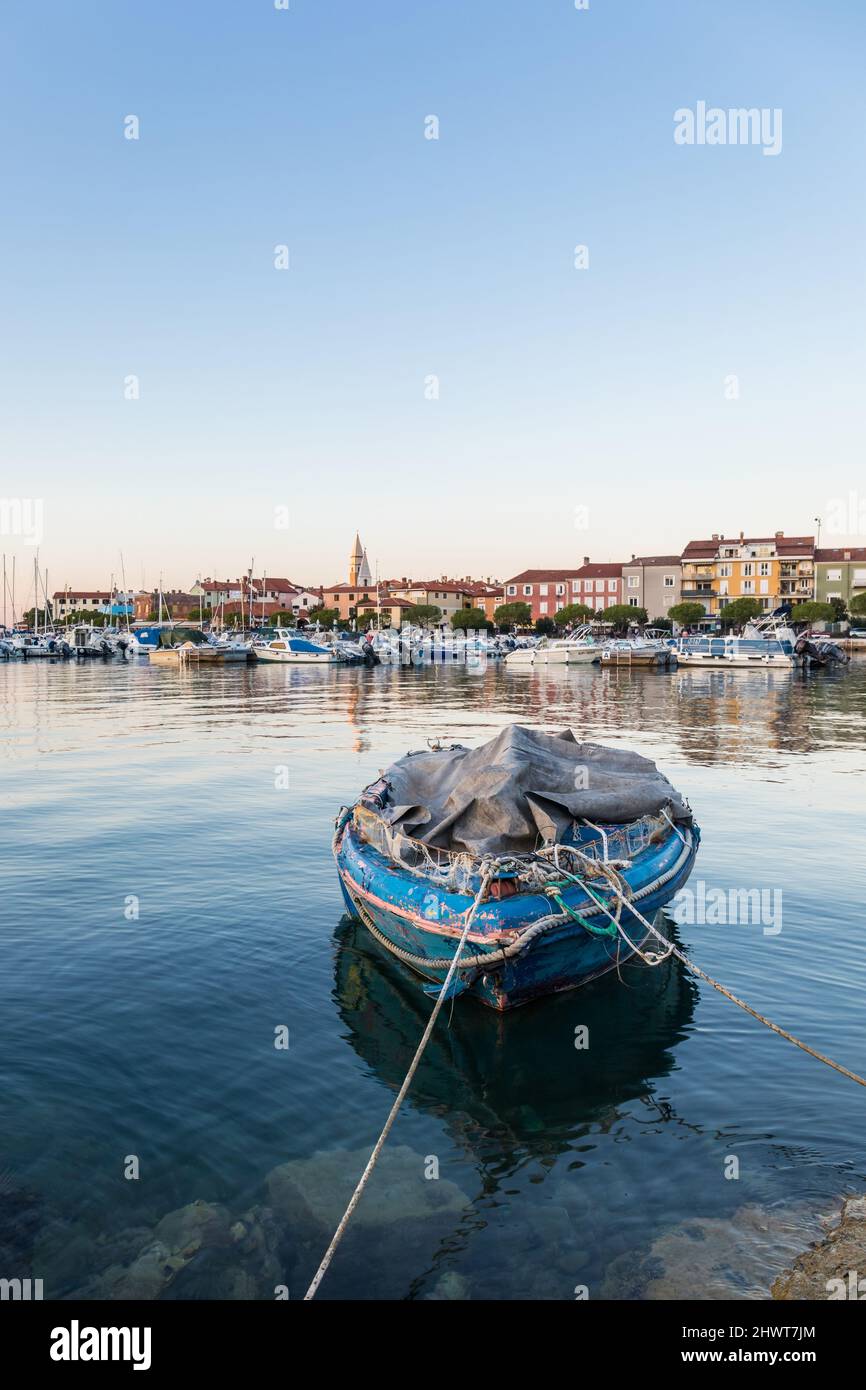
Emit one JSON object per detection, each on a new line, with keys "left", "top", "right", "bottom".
{"left": 681, "top": 532, "right": 815, "bottom": 616}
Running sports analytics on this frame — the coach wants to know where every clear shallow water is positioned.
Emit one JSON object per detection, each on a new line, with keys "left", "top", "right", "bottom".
{"left": 2, "top": 656, "right": 866, "bottom": 1300}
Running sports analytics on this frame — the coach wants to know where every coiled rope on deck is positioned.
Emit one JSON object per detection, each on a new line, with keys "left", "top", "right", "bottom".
{"left": 302, "top": 861, "right": 496, "bottom": 1301}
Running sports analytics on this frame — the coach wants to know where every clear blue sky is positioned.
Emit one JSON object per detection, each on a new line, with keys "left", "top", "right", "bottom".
{"left": 1, "top": 1, "right": 864, "bottom": 594}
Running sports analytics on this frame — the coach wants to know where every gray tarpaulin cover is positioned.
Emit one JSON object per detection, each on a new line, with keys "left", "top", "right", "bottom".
{"left": 378, "top": 724, "right": 691, "bottom": 855}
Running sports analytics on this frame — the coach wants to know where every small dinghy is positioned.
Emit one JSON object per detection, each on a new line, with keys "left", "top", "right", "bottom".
{"left": 334, "top": 725, "right": 700, "bottom": 1010}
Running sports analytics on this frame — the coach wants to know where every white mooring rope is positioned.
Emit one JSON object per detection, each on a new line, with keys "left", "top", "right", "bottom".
{"left": 305, "top": 827, "right": 866, "bottom": 1299}
{"left": 302, "top": 863, "right": 495, "bottom": 1300}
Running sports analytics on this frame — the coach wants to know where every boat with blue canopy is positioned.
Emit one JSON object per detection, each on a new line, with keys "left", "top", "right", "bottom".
{"left": 254, "top": 629, "right": 334, "bottom": 663}
{"left": 334, "top": 725, "right": 700, "bottom": 1010}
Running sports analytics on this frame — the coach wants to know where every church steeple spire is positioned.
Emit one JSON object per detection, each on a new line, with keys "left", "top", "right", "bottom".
{"left": 349, "top": 532, "right": 364, "bottom": 587}
{"left": 357, "top": 548, "right": 373, "bottom": 586}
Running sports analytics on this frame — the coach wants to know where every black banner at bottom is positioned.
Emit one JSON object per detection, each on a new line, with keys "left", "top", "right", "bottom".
{"left": 1, "top": 1297, "right": 857, "bottom": 1375}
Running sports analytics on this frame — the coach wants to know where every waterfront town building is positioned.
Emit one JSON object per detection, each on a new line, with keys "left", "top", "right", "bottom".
{"left": 52, "top": 590, "right": 113, "bottom": 619}
{"left": 461, "top": 580, "right": 505, "bottom": 622}
{"left": 814, "top": 548, "right": 866, "bottom": 608}
{"left": 388, "top": 580, "right": 473, "bottom": 621}
{"left": 680, "top": 533, "right": 815, "bottom": 616}
{"left": 621, "top": 556, "right": 682, "bottom": 617}
{"left": 503, "top": 560, "right": 624, "bottom": 623}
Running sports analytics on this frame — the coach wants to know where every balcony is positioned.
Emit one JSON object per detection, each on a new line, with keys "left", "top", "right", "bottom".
{"left": 681, "top": 588, "right": 714, "bottom": 600}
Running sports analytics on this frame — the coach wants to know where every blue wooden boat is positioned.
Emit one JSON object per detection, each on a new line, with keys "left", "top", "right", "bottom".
{"left": 334, "top": 726, "right": 700, "bottom": 1010}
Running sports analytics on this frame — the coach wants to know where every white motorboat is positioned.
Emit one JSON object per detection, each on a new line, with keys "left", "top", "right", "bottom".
{"left": 505, "top": 629, "right": 600, "bottom": 666}
{"left": 676, "top": 637, "right": 795, "bottom": 669}
{"left": 600, "top": 638, "right": 673, "bottom": 668}
{"left": 253, "top": 630, "right": 334, "bottom": 664}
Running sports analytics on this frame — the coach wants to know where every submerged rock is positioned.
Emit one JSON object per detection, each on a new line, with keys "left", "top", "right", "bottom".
{"left": 772, "top": 1196, "right": 866, "bottom": 1300}
{"left": 69, "top": 1200, "right": 261, "bottom": 1300}
{"left": 424, "top": 1270, "right": 470, "bottom": 1300}
{"left": 266, "top": 1144, "right": 471, "bottom": 1299}
{"left": 602, "top": 1203, "right": 823, "bottom": 1301}
{"left": 266, "top": 1143, "right": 469, "bottom": 1234}
{"left": 0, "top": 1172, "right": 42, "bottom": 1275}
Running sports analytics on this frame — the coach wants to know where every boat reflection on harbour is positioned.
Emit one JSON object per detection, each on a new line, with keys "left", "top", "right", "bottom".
{"left": 331, "top": 913, "right": 699, "bottom": 1176}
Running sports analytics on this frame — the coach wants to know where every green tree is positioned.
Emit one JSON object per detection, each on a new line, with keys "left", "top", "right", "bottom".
{"left": 604, "top": 604, "right": 647, "bottom": 631}
{"left": 403, "top": 603, "right": 442, "bottom": 626}
{"left": 452, "top": 606, "right": 493, "bottom": 633}
{"left": 668, "top": 601, "right": 707, "bottom": 627}
{"left": 553, "top": 603, "right": 593, "bottom": 627}
{"left": 790, "top": 601, "right": 835, "bottom": 625}
{"left": 849, "top": 592, "right": 866, "bottom": 618}
{"left": 535, "top": 616, "right": 556, "bottom": 636}
{"left": 648, "top": 616, "right": 673, "bottom": 631}
{"left": 494, "top": 601, "right": 532, "bottom": 629}
{"left": 828, "top": 597, "right": 848, "bottom": 623}
{"left": 719, "top": 597, "right": 762, "bottom": 626}
{"left": 308, "top": 607, "right": 340, "bottom": 629}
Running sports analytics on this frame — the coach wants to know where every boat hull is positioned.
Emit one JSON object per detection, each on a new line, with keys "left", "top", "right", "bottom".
{"left": 254, "top": 649, "right": 332, "bottom": 663}
{"left": 676, "top": 651, "right": 794, "bottom": 669}
{"left": 334, "top": 816, "right": 699, "bottom": 1010}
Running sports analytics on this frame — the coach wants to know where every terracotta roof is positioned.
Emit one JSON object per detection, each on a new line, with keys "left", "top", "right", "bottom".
{"left": 683, "top": 535, "right": 815, "bottom": 557}
{"left": 504, "top": 569, "right": 581, "bottom": 584}
{"left": 625, "top": 556, "right": 681, "bottom": 567}
{"left": 399, "top": 582, "right": 473, "bottom": 594}
{"left": 575, "top": 563, "right": 625, "bottom": 579}
{"left": 357, "top": 595, "right": 415, "bottom": 609}
{"left": 815, "top": 547, "right": 866, "bottom": 562}
{"left": 321, "top": 582, "right": 378, "bottom": 594}
{"left": 462, "top": 581, "right": 505, "bottom": 596}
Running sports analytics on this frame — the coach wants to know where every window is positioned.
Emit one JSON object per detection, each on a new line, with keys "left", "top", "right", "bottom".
{"left": 760, "top": 580, "right": 768, "bottom": 594}
{"left": 523, "top": 585, "right": 532, "bottom": 596}
{"left": 555, "top": 584, "right": 565, "bottom": 596}
{"left": 507, "top": 585, "right": 516, "bottom": 596}
{"left": 759, "top": 562, "right": 770, "bottom": 576}
{"left": 742, "top": 580, "right": 754, "bottom": 594}
{"left": 628, "top": 596, "right": 639, "bottom": 607}
{"left": 539, "top": 584, "right": 548, "bottom": 596}
{"left": 826, "top": 569, "right": 842, "bottom": 581}
{"left": 627, "top": 575, "right": 639, "bottom": 589}
{"left": 742, "top": 563, "right": 753, "bottom": 577}
{"left": 539, "top": 601, "right": 548, "bottom": 614}
{"left": 854, "top": 569, "right": 866, "bottom": 584}
{"left": 572, "top": 580, "right": 580, "bottom": 595}
{"left": 595, "top": 579, "right": 604, "bottom": 593}
{"left": 719, "top": 564, "right": 732, "bottom": 577}
{"left": 608, "top": 580, "right": 616, "bottom": 592}
{"left": 663, "top": 575, "right": 674, "bottom": 587}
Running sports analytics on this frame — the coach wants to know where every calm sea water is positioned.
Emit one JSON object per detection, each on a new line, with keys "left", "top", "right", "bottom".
{"left": 2, "top": 655, "right": 866, "bottom": 1300}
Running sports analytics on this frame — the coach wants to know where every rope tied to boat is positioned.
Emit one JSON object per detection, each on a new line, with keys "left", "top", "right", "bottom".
{"left": 303, "top": 860, "right": 497, "bottom": 1300}
{"left": 569, "top": 860, "right": 866, "bottom": 1089}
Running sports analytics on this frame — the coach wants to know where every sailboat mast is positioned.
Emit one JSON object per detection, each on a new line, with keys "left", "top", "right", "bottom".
{"left": 119, "top": 551, "right": 130, "bottom": 632}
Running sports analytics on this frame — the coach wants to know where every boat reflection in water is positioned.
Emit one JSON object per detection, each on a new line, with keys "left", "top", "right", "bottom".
{"left": 332, "top": 912, "right": 697, "bottom": 1171}
{"left": 331, "top": 914, "right": 699, "bottom": 1296}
